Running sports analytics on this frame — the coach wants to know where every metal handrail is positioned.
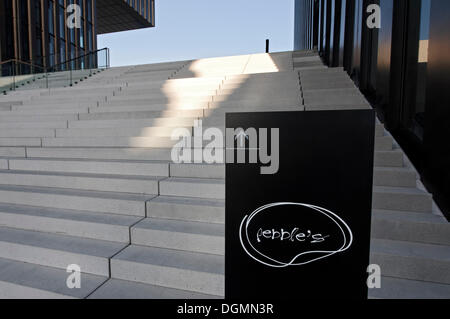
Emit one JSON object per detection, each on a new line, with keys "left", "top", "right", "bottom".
{"left": 48, "top": 48, "right": 110, "bottom": 71}
{"left": 0, "top": 59, "right": 46, "bottom": 70}
{"left": 1, "top": 47, "right": 109, "bottom": 93}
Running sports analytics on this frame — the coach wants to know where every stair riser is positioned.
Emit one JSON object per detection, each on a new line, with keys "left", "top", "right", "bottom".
{"left": 375, "top": 152, "right": 404, "bottom": 167}
{"left": 79, "top": 110, "right": 204, "bottom": 121}
{"left": 9, "top": 159, "right": 168, "bottom": 176}
{"left": 0, "top": 122, "right": 68, "bottom": 129}
{"left": 0, "top": 172, "right": 159, "bottom": 194}
{"left": 68, "top": 118, "right": 197, "bottom": 129}
{"left": 131, "top": 229, "right": 225, "bottom": 255}
{"left": 0, "top": 212, "right": 132, "bottom": 243}
{"left": 0, "top": 242, "right": 110, "bottom": 276}
{"left": 371, "top": 219, "right": 450, "bottom": 246}
{"left": 373, "top": 170, "right": 417, "bottom": 187}
{"left": 111, "top": 260, "right": 224, "bottom": 296}
{"left": 0, "top": 190, "right": 147, "bottom": 216}
{"left": 0, "top": 160, "right": 8, "bottom": 169}
{"left": 0, "top": 282, "right": 75, "bottom": 299}
{"left": 370, "top": 253, "right": 450, "bottom": 285}
{"left": 372, "top": 192, "right": 432, "bottom": 213}
{"left": 56, "top": 127, "right": 192, "bottom": 138}
{"left": 146, "top": 201, "right": 225, "bottom": 224}
{"left": 0, "top": 129, "right": 55, "bottom": 138}
{"left": 26, "top": 148, "right": 172, "bottom": 161}
{"left": 160, "top": 182, "right": 225, "bottom": 200}
{"left": 170, "top": 164, "right": 225, "bottom": 179}
{"left": 0, "top": 148, "right": 25, "bottom": 157}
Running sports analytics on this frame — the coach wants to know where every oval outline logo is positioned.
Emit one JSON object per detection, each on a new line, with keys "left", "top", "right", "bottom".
{"left": 239, "top": 202, "right": 354, "bottom": 268}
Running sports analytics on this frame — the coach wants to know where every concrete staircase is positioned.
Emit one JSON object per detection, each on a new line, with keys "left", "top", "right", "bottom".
{"left": 0, "top": 51, "right": 448, "bottom": 299}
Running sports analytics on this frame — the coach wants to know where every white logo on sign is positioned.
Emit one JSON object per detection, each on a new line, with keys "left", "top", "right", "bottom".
{"left": 239, "top": 202, "right": 353, "bottom": 268}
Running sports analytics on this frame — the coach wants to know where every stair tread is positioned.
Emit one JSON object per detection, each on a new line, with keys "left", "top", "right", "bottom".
{"left": 0, "top": 258, "right": 107, "bottom": 299}
{"left": 113, "top": 245, "right": 224, "bottom": 275}
{"left": 150, "top": 195, "right": 224, "bottom": 207}
{"left": 133, "top": 218, "right": 225, "bottom": 237}
{"left": 0, "top": 184, "right": 157, "bottom": 200}
{"left": 10, "top": 157, "right": 169, "bottom": 164}
{"left": 373, "top": 186, "right": 430, "bottom": 195}
{"left": 371, "top": 238, "right": 450, "bottom": 261}
{"left": 88, "top": 278, "right": 221, "bottom": 299}
{"left": 373, "top": 209, "right": 448, "bottom": 224}
{"left": 0, "top": 227, "right": 126, "bottom": 257}
{"left": 369, "top": 276, "right": 450, "bottom": 299}
{"left": 162, "top": 177, "right": 225, "bottom": 184}
{"left": 0, "top": 202, "right": 141, "bottom": 226}
{"left": 0, "top": 169, "right": 165, "bottom": 181}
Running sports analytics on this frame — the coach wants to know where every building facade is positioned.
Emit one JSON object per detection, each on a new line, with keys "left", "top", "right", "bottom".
{"left": 294, "top": 0, "right": 450, "bottom": 218}
{"left": 0, "top": 0, "right": 154, "bottom": 70}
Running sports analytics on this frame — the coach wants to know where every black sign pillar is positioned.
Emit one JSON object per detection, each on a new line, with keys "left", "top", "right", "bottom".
{"left": 225, "top": 110, "right": 375, "bottom": 299}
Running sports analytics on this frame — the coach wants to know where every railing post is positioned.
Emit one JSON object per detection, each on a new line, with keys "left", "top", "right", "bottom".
{"left": 12, "top": 61, "right": 16, "bottom": 91}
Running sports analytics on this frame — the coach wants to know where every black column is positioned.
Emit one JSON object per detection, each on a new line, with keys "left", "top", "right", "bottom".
{"left": 424, "top": 0, "right": 450, "bottom": 215}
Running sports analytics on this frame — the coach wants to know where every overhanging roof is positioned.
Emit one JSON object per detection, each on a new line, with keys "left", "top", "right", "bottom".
{"left": 96, "top": 0, "right": 154, "bottom": 35}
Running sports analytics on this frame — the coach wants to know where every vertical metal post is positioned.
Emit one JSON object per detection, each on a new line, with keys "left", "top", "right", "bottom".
{"left": 266, "top": 39, "right": 270, "bottom": 53}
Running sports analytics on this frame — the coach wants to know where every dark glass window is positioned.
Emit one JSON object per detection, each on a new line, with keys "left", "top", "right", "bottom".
{"left": 411, "top": 0, "right": 431, "bottom": 140}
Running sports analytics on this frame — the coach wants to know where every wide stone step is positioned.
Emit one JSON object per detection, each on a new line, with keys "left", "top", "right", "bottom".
{"left": 0, "top": 202, "right": 140, "bottom": 242}
{"left": 132, "top": 218, "right": 224, "bottom": 255}
{"left": 111, "top": 245, "right": 224, "bottom": 296}
{"left": 68, "top": 117, "right": 197, "bottom": 129}
{"left": 89, "top": 103, "right": 208, "bottom": 114}
{"left": 0, "top": 147, "right": 26, "bottom": 157}
{"left": 368, "top": 276, "right": 450, "bottom": 299}
{"left": 56, "top": 126, "right": 192, "bottom": 138}
{"left": 0, "top": 138, "right": 42, "bottom": 147}
{"left": 302, "top": 88, "right": 363, "bottom": 99}
{"left": 11, "top": 105, "right": 90, "bottom": 114}
{"left": 371, "top": 209, "right": 450, "bottom": 245}
{"left": 8, "top": 158, "right": 169, "bottom": 177}
{"left": 370, "top": 238, "right": 450, "bottom": 284}
{"left": 26, "top": 147, "right": 173, "bottom": 161}
{"left": 88, "top": 278, "right": 219, "bottom": 299}
{"left": 170, "top": 163, "right": 225, "bottom": 179}
{"left": 304, "top": 95, "right": 369, "bottom": 106}
{"left": 301, "top": 79, "right": 356, "bottom": 90}
{"left": 373, "top": 167, "right": 417, "bottom": 187}
{"left": 160, "top": 178, "right": 225, "bottom": 200}
{"left": 42, "top": 136, "right": 179, "bottom": 148}
{"left": 146, "top": 196, "right": 224, "bottom": 224}
{"left": 79, "top": 109, "right": 204, "bottom": 121}
{"left": 0, "top": 170, "right": 161, "bottom": 194}
{"left": 0, "top": 159, "right": 8, "bottom": 169}
{"left": 373, "top": 186, "right": 433, "bottom": 213}
{"left": 375, "top": 136, "right": 393, "bottom": 151}
{"left": 0, "top": 129, "right": 54, "bottom": 138}
{"left": 0, "top": 185, "right": 153, "bottom": 216}
{"left": 0, "top": 227, "right": 126, "bottom": 276}
{"left": 0, "top": 120, "right": 68, "bottom": 129}
{"left": 0, "top": 258, "right": 107, "bottom": 299}
{"left": 375, "top": 150, "right": 404, "bottom": 167}
{"left": 0, "top": 114, "right": 77, "bottom": 123}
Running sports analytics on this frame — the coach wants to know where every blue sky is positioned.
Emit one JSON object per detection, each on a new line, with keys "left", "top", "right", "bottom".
{"left": 98, "top": 0, "right": 295, "bottom": 67}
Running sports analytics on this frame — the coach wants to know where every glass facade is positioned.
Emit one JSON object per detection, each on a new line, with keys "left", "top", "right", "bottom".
{"left": 0, "top": 0, "right": 95, "bottom": 70}
{"left": 125, "top": 0, "right": 154, "bottom": 23}
{"left": 294, "top": 0, "right": 450, "bottom": 217}
{"left": 0, "top": 0, "right": 155, "bottom": 70}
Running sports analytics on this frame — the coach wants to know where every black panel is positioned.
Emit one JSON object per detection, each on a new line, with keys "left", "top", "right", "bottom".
{"left": 225, "top": 110, "right": 375, "bottom": 300}
{"left": 95, "top": 0, "right": 154, "bottom": 35}
{"left": 424, "top": 0, "right": 450, "bottom": 216}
